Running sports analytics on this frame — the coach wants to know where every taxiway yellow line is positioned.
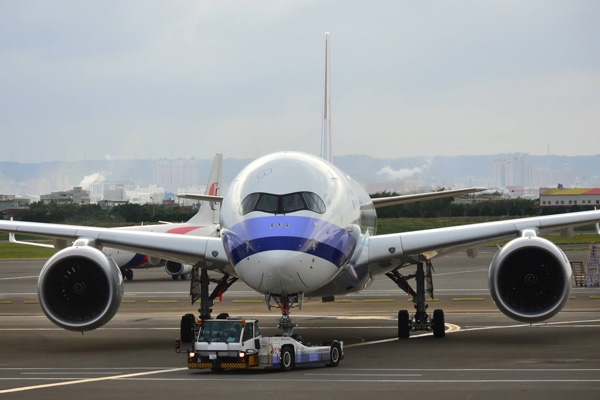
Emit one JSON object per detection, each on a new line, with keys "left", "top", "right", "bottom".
{"left": 363, "top": 299, "right": 395, "bottom": 303}
{"left": 452, "top": 298, "right": 485, "bottom": 301}
{"left": 232, "top": 300, "right": 263, "bottom": 303}
{"left": 0, "top": 367, "right": 187, "bottom": 394}
{"left": 147, "top": 300, "right": 178, "bottom": 303}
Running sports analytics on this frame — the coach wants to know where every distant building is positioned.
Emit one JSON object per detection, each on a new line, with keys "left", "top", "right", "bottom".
{"left": 539, "top": 188, "right": 600, "bottom": 207}
{"left": 494, "top": 155, "right": 532, "bottom": 188}
{"left": 154, "top": 158, "right": 202, "bottom": 190}
{"left": 99, "top": 199, "right": 129, "bottom": 210}
{"left": 0, "top": 195, "right": 30, "bottom": 219}
{"left": 40, "top": 187, "right": 90, "bottom": 205}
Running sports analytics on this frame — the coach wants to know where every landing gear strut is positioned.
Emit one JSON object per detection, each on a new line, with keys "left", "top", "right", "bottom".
{"left": 180, "top": 267, "right": 238, "bottom": 343}
{"left": 265, "top": 293, "right": 303, "bottom": 336}
{"left": 386, "top": 259, "right": 445, "bottom": 338}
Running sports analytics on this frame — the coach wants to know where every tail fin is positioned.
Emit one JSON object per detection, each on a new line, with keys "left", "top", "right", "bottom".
{"left": 187, "top": 153, "right": 223, "bottom": 224}
{"left": 320, "top": 32, "right": 333, "bottom": 163}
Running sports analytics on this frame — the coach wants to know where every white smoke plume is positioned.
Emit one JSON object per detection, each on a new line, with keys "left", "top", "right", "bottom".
{"left": 377, "top": 165, "right": 426, "bottom": 181}
{"left": 79, "top": 172, "right": 106, "bottom": 190}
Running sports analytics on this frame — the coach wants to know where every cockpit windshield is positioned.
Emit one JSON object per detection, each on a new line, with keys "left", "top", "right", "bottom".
{"left": 198, "top": 320, "right": 243, "bottom": 343}
{"left": 241, "top": 192, "right": 326, "bottom": 215}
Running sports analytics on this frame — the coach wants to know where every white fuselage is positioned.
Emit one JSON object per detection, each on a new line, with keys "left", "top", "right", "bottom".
{"left": 220, "top": 152, "right": 376, "bottom": 297}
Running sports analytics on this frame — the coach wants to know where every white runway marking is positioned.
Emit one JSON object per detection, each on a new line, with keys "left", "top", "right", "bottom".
{"left": 0, "top": 276, "right": 38, "bottom": 281}
{"left": 0, "top": 367, "right": 187, "bottom": 394}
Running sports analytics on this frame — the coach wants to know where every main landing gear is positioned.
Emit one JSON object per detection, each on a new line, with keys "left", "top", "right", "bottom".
{"left": 180, "top": 267, "right": 238, "bottom": 343}
{"left": 386, "top": 259, "right": 445, "bottom": 339}
{"left": 120, "top": 267, "right": 134, "bottom": 281}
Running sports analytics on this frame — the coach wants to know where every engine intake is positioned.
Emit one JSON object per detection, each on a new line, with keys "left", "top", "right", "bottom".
{"left": 165, "top": 261, "right": 192, "bottom": 277}
{"left": 489, "top": 236, "right": 571, "bottom": 323}
{"left": 38, "top": 246, "right": 124, "bottom": 331}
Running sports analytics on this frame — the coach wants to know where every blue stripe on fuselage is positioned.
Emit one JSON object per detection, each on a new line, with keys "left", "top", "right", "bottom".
{"left": 222, "top": 216, "right": 356, "bottom": 268}
{"left": 124, "top": 253, "right": 146, "bottom": 268}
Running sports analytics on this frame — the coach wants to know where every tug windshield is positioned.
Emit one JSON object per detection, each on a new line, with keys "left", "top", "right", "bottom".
{"left": 198, "top": 321, "right": 243, "bottom": 343}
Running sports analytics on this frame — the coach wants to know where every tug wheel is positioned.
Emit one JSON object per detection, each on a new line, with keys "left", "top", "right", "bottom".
{"left": 327, "top": 341, "right": 341, "bottom": 367}
{"left": 280, "top": 346, "right": 295, "bottom": 372}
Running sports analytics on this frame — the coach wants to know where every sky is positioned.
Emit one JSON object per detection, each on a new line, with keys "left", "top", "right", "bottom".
{"left": 1, "top": 1, "right": 599, "bottom": 163}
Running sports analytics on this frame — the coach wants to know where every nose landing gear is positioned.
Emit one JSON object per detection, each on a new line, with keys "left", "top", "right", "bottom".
{"left": 266, "top": 293, "right": 303, "bottom": 336}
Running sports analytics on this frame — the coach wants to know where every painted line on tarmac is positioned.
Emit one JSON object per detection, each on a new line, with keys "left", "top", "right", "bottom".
{"left": 232, "top": 300, "right": 263, "bottom": 303}
{"left": 344, "top": 319, "right": 600, "bottom": 348}
{"left": 0, "top": 367, "right": 187, "bottom": 394}
{"left": 305, "top": 373, "right": 423, "bottom": 377}
{"left": 363, "top": 299, "right": 395, "bottom": 303}
{"left": 434, "top": 268, "right": 488, "bottom": 276}
{"left": 452, "top": 298, "right": 485, "bottom": 301}
{"left": 147, "top": 300, "right": 179, "bottom": 303}
{"left": 345, "top": 323, "right": 461, "bottom": 348}
{"left": 106, "top": 377, "right": 600, "bottom": 384}
{"left": 0, "top": 275, "right": 38, "bottom": 281}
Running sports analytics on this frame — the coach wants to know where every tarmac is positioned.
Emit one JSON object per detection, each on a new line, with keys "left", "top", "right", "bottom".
{"left": 1, "top": 249, "right": 599, "bottom": 399}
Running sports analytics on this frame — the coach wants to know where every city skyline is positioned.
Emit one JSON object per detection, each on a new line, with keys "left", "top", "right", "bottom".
{"left": 1, "top": 1, "right": 599, "bottom": 162}
{"left": 1, "top": 152, "right": 598, "bottom": 199}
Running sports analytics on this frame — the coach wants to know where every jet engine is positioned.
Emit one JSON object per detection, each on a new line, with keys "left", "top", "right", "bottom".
{"left": 489, "top": 235, "right": 572, "bottom": 323}
{"left": 165, "top": 261, "right": 193, "bottom": 278}
{"left": 37, "top": 246, "right": 124, "bottom": 331}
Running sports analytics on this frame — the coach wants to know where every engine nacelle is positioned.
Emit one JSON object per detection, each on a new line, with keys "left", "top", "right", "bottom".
{"left": 38, "top": 246, "right": 124, "bottom": 331}
{"left": 165, "top": 261, "right": 193, "bottom": 277}
{"left": 489, "top": 236, "right": 572, "bottom": 323}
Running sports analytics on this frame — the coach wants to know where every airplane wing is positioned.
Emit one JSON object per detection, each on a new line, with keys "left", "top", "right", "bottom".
{"left": 0, "top": 220, "right": 230, "bottom": 272}
{"left": 371, "top": 187, "right": 486, "bottom": 208}
{"left": 368, "top": 209, "right": 600, "bottom": 269}
{"left": 177, "top": 194, "right": 224, "bottom": 203}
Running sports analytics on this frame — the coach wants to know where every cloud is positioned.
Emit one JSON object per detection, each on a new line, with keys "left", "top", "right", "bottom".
{"left": 376, "top": 165, "right": 426, "bottom": 181}
{"left": 79, "top": 172, "right": 106, "bottom": 190}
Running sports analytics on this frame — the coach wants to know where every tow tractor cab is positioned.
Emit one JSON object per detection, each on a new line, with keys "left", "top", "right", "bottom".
{"left": 182, "top": 317, "right": 343, "bottom": 371}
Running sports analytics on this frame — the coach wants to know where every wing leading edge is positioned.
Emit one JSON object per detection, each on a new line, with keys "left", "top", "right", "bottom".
{"left": 0, "top": 220, "right": 230, "bottom": 273}
{"left": 368, "top": 209, "right": 600, "bottom": 270}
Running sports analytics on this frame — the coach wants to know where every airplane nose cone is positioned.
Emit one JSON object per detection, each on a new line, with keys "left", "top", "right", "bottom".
{"left": 236, "top": 250, "right": 338, "bottom": 294}
{"left": 222, "top": 215, "right": 357, "bottom": 295}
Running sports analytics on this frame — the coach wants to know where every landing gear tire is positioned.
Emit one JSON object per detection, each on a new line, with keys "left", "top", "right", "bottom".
{"left": 398, "top": 310, "right": 410, "bottom": 339}
{"left": 180, "top": 314, "right": 195, "bottom": 343}
{"left": 172, "top": 275, "right": 178, "bottom": 281}
{"left": 180, "top": 275, "right": 187, "bottom": 280}
{"left": 326, "top": 341, "right": 341, "bottom": 367}
{"left": 122, "top": 269, "right": 133, "bottom": 281}
{"left": 280, "top": 346, "right": 295, "bottom": 372}
{"left": 432, "top": 309, "right": 445, "bottom": 338}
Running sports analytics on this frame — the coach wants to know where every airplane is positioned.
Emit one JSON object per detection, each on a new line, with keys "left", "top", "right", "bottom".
{"left": 8, "top": 154, "right": 223, "bottom": 282}
{"left": 1, "top": 33, "right": 599, "bottom": 340}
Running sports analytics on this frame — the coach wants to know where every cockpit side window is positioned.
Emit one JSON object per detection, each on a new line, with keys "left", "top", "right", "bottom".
{"left": 241, "top": 193, "right": 260, "bottom": 215}
{"left": 240, "top": 192, "right": 326, "bottom": 215}
{"left": 302, "top": 192, "right": 326, "bottom": 213}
